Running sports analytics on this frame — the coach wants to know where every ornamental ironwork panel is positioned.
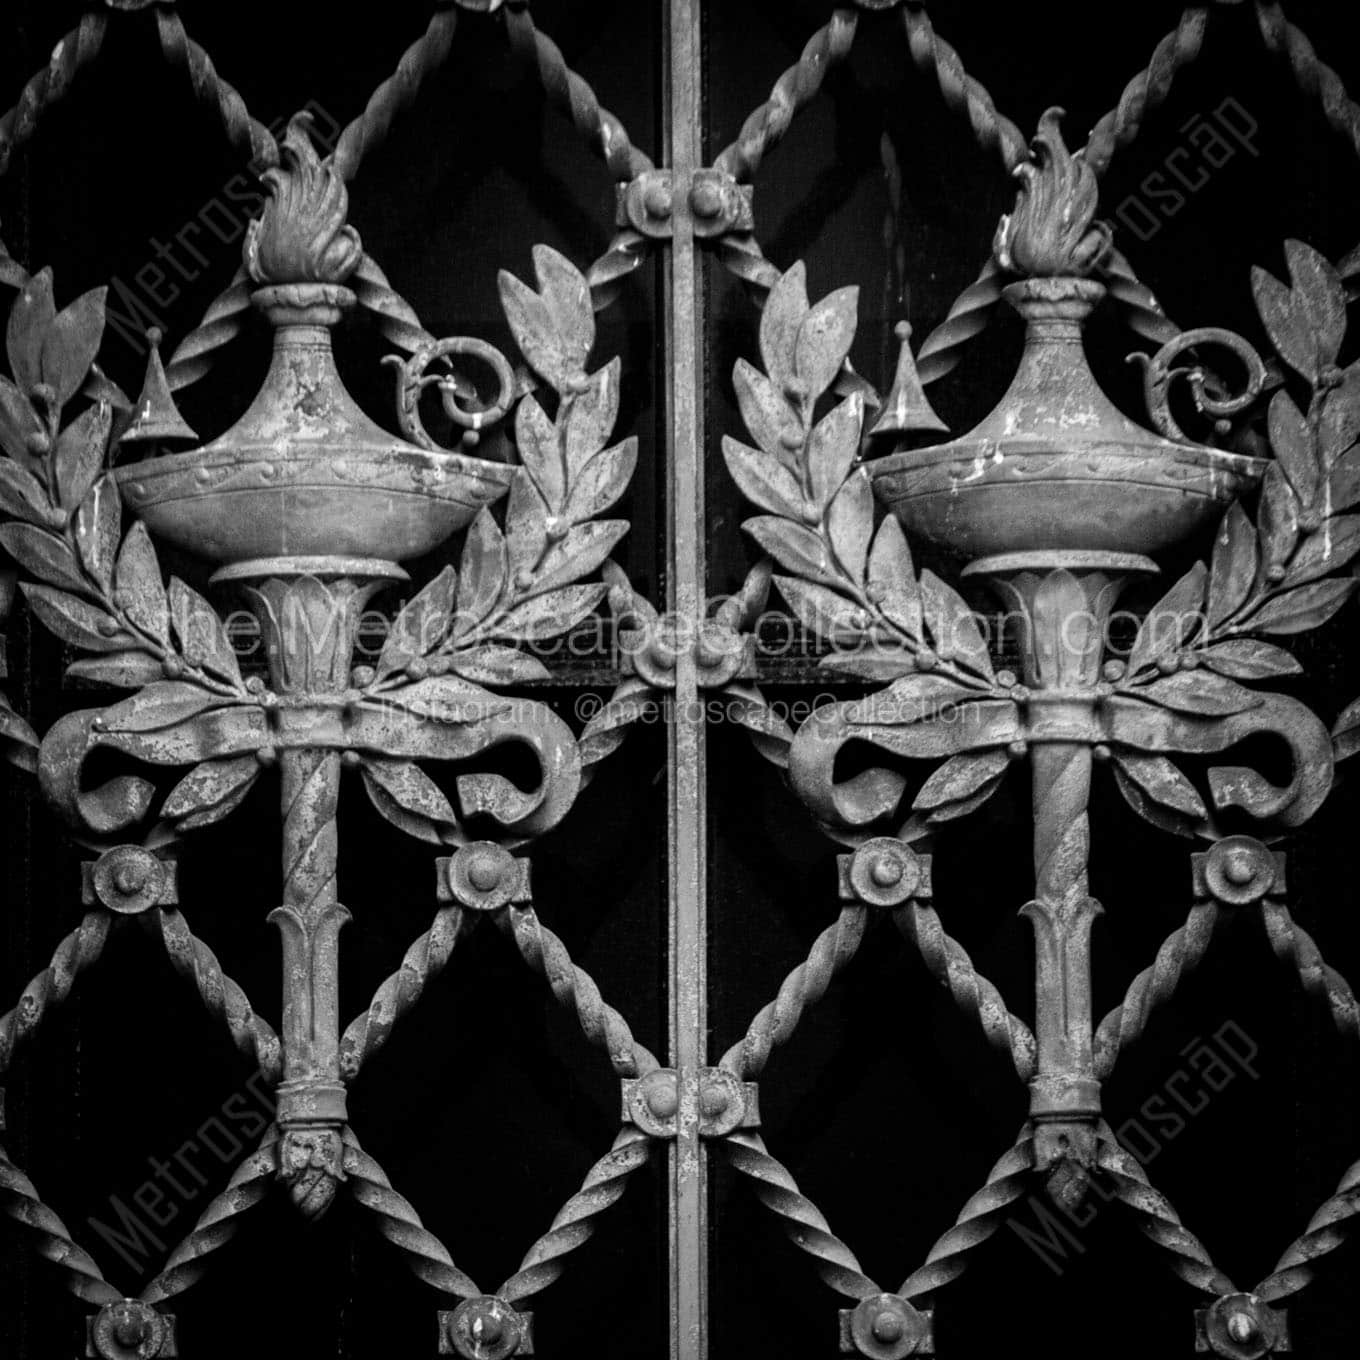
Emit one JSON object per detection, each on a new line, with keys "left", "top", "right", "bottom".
{"left": 1, "top": 1, "right": 1360, "bottom": 1357}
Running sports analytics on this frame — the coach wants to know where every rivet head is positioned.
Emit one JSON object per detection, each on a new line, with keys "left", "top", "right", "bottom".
{"left": 699, "top": 1083, "right": 730, "bottom": 1119}
{"left": 1204, "top": 836, "right": 1274, "bottom": 907}
{"left": 872, "top": 1311, "right": 905, "bottom": 1344}
{"left": 1223, "top": 851, "right": 1255, "bottom": 886}
{"left": 1227, "top": 1313, "right": 1258, "bottom": 1345}
{"left": 646, "top": 1081, "right": 679, "bottom": 1120}
{"left": 643, "top": 181, "right": 673, "bottom": 218}
{"left": 466, "top": 851, "right": 504, "bottom": 892}
{"left": 114, "top": 863, "right": 147, "bottom": 895}
{"left": 690, "top": 179, "right": 724, "bottom": 219}
{"left": 92, "top": 847, "right": 164, "bottom": 916}
{"left": 871, "top": 857, "right": 902, "bottom": 888}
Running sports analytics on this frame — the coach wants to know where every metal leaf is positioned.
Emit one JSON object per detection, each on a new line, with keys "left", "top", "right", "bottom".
{"left": 1251, "top": 261, "right": 1318, "bottom": 382}
{"left": 733, "top": 358, "right": 796, "bottom": 462}
{"left": 1132, "top": 670, "right": 1263, "bottom": 716}
{"left": 41, "top": 286, "right": 107, "bottom": 408}
{"left": 75, "top": 475, "right": 121, "bottom": 591}
{"left": 722, "top": 683, "right": 794, "bottom": 769}
{"left": 491, "top": 583, "right": 608, "bottom": 641}
{"left": 100, "top": 680, "right": 224, "bottom": 733}
{"left": 1127, "top": 562, "right": 1206, "bottom": 676}
{"left": 66, "top": 651, "right": 166, "bottom": 688}
{"left": 1206, "top": 501, "right": 1258, "bottom": 628}
{"left": 565, "top": 438, "right": 637, "bottom": 523}
{"left": 795, "top": 286, "right": 858, "bottom": 401}
{"left": 169, "top": 578, "right": 243, "bottom": 687}
{"left": 913, "top": 748, "right": 1010, "bottom": 813}
{"left": 743, "top": 516, "right": 835, "bottom": 586}
{"left": 919, "top": 569, "right": 993, "bottom": 680}
{"left": 807, "top": 395, "right": 863, "bottom": 507}
{"left": 361, "top": 757, "right": 458, "bottom": 845}
{"left": 377, "top": 565, "right": 456, "bottom": 678}
{"left": 1109, "top": 750, "right": 1207, "bottom": 819}
{"left": 0, "top": 456, "right": 48, "bottom": 521}
{"left": 515, "top": 393, "right": 564, "bottom": 511}
{"left": 563, "top": 357, "right": 621, "bottom": 475}
{"left": 1320, "top": 365, "right": 1360, "bottom": 466}
{"left": 455, "top": 510, "right": 508, "bottom": 631}
{"left": 0, "top": 376, "right": 41, "bottom": 463}
{"left": 826, "top": 467, "right": 873, "bottom": 584}
{"left": 1284, "top": 239, "right": 1346, "bottom": 373}
{"left": 1243, "top": 577, "right": 1355, "bottom": 635}
{"left": 532, "top": 521, "right": 629, "bottom": 595}
{"left": 498, "top": 268, "right": 569, "bottom": 390}
{"left": 163, "top": 754, "right": 261, "bottom": 826}
{"left": 1282, "top": 513, "right": 1360, "bottom": 589}
{"left": 846, "top": 673, "right": 979, "bottom": 726}
{"left": 450, "top": 645, "right": 551, "bottom": 686}
{"left": 6, "top": 268, "right": 55, "bottom": 395}
{"left": 759, "top": 261, "right": 809, "bottom": 393}
{"left": 1330, "top": 446, "right": 1360, "bottom": 512}
{"left": 0, "top": 691, "right": 37, "bottom": 771}
{"left": 578, "top": 677, "right": 652, "bottom": 768}
{"left": 1333, "top": 695, "right": 1360, "bottom": 762}
{"left": 384, "top": 674, "right": 502, "bottom": 724}
{"left": 1110, "top": 756, "right": 1200, "bottom": 838}
{"left": 820, "top": 648, "right": 919, "bottom": 681}
{"left": 115, "top": 521, "right": 170, "bottom": 644}
{"left": 1267, "top": 389, "right": 1318, "bottom": 507}
{"left": 55, "top": 400, "right": 111, "bottom": 511}
{"left": 722, "top": 436, "right": 803, "bottom": 519}
{"left": 1196, "top": 640, "right": 1302, "bottom": 681}
{"left": 1256, "top": 462, "right": 1300, "bottom": 577}
{"left": 772, "top": 575, "right": 863, "bottom": 641}
{"left": 532, "top": 244, "right": 594, "bottom": 375}
{"left": 0, "top": 522, "right": 90, "bottom": 594}
{"left": 504, "top": 468, "right": 551, "bottom": 575}
{"left": 867, "top": 515, "right": 922, "bottom": 641}
{"left": 20, "top": 582, "right": 131, "bottom": 651}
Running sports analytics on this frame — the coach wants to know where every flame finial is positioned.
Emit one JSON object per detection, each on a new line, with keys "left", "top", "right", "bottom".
{"left": 995, "top": 108, "right": 1110, "bottom": 278}
{"left": 245, "top": 112, "right": 362, "bottom": 287}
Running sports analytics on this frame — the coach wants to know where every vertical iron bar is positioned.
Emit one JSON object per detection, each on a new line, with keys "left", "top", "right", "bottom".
{"left": 666, "top": 1, "right": 707, "bottom": 1356}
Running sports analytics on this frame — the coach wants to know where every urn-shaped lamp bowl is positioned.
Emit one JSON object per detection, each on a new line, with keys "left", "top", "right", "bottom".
{"left": 872, "top": 279, "right": 1266, "bottom": 559}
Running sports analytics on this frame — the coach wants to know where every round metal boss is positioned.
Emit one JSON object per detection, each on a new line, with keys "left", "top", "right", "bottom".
{"left": 92, "top": 847, "right": 165, "bottom": 915}
{"left": 445, "top": 1296, "right": 524, "bottom": 1360}
{"left": 91, "top": 1300, "right": 168, "bottom": 1360}
{"left": 1202, "top": 1294, "right": 1277, "bottom": 1360}
{"left": 849, "top": 838, "right": 920, "bottom": 907}
{"left": 447, "top": 842, "right": 518, "bottom": 910}
{"left": 698, "top": 1068, "right": 747, "bottom": 1136}
{"left": 1203, "top": 837, "right": 1274, "bottom": 906}
{"left": 848, "top": 1294, "right": 926, "bottom": 1360}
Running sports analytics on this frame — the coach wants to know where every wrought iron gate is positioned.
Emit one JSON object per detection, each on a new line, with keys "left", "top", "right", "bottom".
{"left": 3, "top": 1, "right": 1360, "bottom": 1356}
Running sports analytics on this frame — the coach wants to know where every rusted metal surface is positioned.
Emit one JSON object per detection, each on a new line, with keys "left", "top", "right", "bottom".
{"left": 1, "top": 2, "right": 1360, "bottom": 1357}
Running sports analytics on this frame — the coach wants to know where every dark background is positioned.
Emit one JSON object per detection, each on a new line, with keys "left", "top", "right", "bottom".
{"left": 2, "top": 1, "right": 1360, "bottom": 1356}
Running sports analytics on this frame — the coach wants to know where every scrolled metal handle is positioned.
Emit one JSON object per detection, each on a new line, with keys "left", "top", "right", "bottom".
{"left": 1131, "top": 326, "right": 1268, "bottom": 444}
{"left": 387, "top": 336, "right": 517, "bottom": 453}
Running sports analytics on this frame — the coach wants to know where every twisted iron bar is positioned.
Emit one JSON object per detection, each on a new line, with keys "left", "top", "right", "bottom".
{"left": 496, "top": 905, "right": 661, "bottom": 1078}
{"left": 343, "top": 1127, "right": 482, "bottom": 1300}
{"left": 504, "top": 3, "right": 653, "bottom": 182}
{"left": 893, "top": 903, "right": 1037, "bottom": 1082}
{"left": 164, "top": 266, "right": 252, "bottom": 395}
{"left": 900, "top": 4, "right": 1027, "bottom": 176}
{"left": 1093, "top": 901, "right": 1221, "bottom": 1080}
{"left": 1256, "top": 1153, "right": 1360, "bottom": 1303}
{"left": 898, "top": 1122, "right": 1034, "bottom": 1303}
{"left": 1261, "top": 901, "right": 1360, "bottom": 1043}
{"left": 0, "top": 1147, "right": 120, "bottom": 1307}
{"left": 1080, "top": 6, "right": 1212, "bottom": 177}
{"left": 915, "top": 259, "right": 1005, "bottom": 389}
{"left": 155, "top": 11, "right": 278, "bottom": 171}
{"left": 497, "top": 1127, "right": 653, "bottom": 1304}
{"left": 140, "top": 1127, "right": 280, "bottom": 1307}
{"left": 723, "top": 1131, "right": 881, "bottom": 1301}
{"left": 1094, "top": 1119, "right": 1236, "bottom": 1297}
{"left": 719, "top": 906, "right": 869, "bottom": 1080}
{"left": 333, "top": 7, "right": 460, "bottom": 181}
{"left": 713, "top": 9, "right": 860, "bottom": 183}
{"left": 1256, "top": 0, "right": 1360, "bottom": 167}
{"left": 0, "top": 912, "right": 110, "bottom": 1077}
{"left": 0, "top": 11, "right": 107, "bottom": 177}
{"left": 340, "top": 906, "right": 471, "bottom": 1081}
{"left": 149, "top": 908, "right": 283, "bottom": 1084}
